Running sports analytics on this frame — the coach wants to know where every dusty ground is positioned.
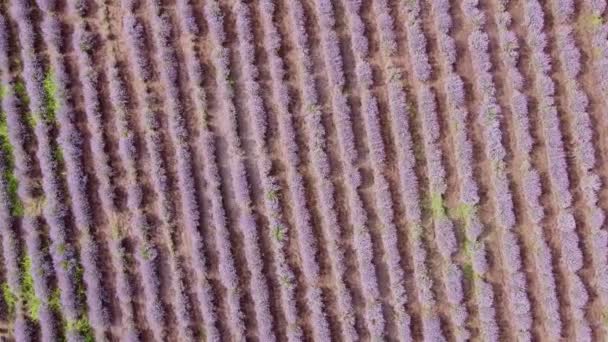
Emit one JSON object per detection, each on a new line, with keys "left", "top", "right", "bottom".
{"left": 1, "top": 0, "right": 608, "bottom": 341}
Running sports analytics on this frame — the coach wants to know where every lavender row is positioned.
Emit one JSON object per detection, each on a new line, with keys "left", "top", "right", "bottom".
{"left": 0, "top": 196, "right": 33, "bottom": 342}
{"left": 117, "top": 9, "right": 170, "bottom": 340}
{"left": 372, "top": 1, "right": 445, "bottom": 339}
{"left": 286, "top": 0, "right": 362, "bottom": 339}
{"left": 428, "top": 1, "right": 500, "bottom": 339}
{"left": 310, "top": 0, "right": 385, "bottom": 337}
{"left": 583, "top": 0, "right": 608, "bottom": 314}
{"left": 257, "top": 1, "right": 334, "bottom": 339}
{"left": 585, "top": 0, "right": 608, "bottom": 96}
{"left": 203, "top": 2, "right": 276, "bottom": 340}
{"left": 0, "top": 55, "right": 33, "bottom": 340}
{"left": 36, "top": 3, "right": 111, "bottom": 336}
{"left": 462, "top": 1, "right": 534, "bottom": 339}
{"left": 492, "top": 1, "right": 562, "bottom": 338}
{"left": 0, "top": 166, "right": 22, "bottom": 330}
{"left": 401, "top": 1, "right": 431, "bottom": 82}
{"left": 522, "top": 1, "right": 592, "bottom": 339}
{"left": 122, "top": 10, "right": 174, "bottom": 226}
{"left": 171, "top": 1, "right": 244, "bottom": 340}
{"left": 69, "top": 6, "right": 143, "bottom": 338}
{"left": 69, "top": 23, "right": 114, "bottom": 220}
{"left": 105, "top": 57, "right": 147, "bottom": 342}
{"left": 342, "top": 0, "right": 416, "bottom": 339}
{"left": 146, "top": 2, "right": 222, "bottom": 340}
{"left": 0, "top": 17, "right": 57, "bottom": 340}
{"left": 172, "top": 2, "right": 245, "bottom": 339}
{"left": 549, "top": 0, "right": 608, "bottom": 331}
{"left": 233, "top": 3, "right": 303, "bottom": 340}
{"left": 172, "top": 5, "right": 243, "bottom": 342}
{"left": 11, "top": 1, "right": 90, "bottom": 339}
{"left": 401, "top": 1, "right": 472, "bottom": 339}
{"left": 0, "top": 18, "right": 24, "bottom": 330}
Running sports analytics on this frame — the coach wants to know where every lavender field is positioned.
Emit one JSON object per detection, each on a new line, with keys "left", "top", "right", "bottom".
{"left": 1, "top": 0, "right": 608, "bottom": 340}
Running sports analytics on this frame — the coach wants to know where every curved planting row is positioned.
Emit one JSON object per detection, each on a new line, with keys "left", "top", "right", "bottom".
{"left": 307, "top": 0, "right": 386, "bottom": 338}
{"left": 203, "top": 1, "right": 276, "bottom": 340}
{"left": 172, "top": 1, "right": 246, "bottom": 340}
{"left": 341, "top": 0, "right": 414, "bottom": 339}
{"left": 427, "top": 0, "right": 500, "bottom": 339}
{"left": 257, "top": 1, "right": 336, "bottom": 340}
{"left": 369, "top": 1, "right": 447, "bottom": 340}
{"left": 36, "top": 2, "right": 109, "bottom": 338}
{"left": 548, "top": 0, "right": 608, "bottom": 321}
{"left": 3, "top": 0, "right": 608, "bottom": 339}
{"left": 460, "top": 0, "right": 534, "bottom": 340}
{"left": 0, "top": 12, "right": 58, "bottom": 341}
{"left": 233, "top": 3, "right": 302, "bottom": 340}
{"left": 10, "top": 0, "right": 93, "bottom": 340}
{"left": 521, "top": 1, "right": 592, "bottom": 339}
{"left": 399, "top": 0, "right": 471, "bottom": 340}
{"left": 492, "top": 0, "right": 562, "bottom": 338}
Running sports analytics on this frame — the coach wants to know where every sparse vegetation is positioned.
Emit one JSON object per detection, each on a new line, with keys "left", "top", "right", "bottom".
{"left": 0, "top": 0, "right": 606, "bottom": 340}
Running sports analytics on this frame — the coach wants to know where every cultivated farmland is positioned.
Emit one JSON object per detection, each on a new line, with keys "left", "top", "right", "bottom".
{"left": 1, "top": 0, "right": 608, "bottom": 341}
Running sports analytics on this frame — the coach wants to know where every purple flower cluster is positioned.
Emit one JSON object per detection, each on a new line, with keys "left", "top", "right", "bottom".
{"left": 286, "top": 0, "right": 366, "bottom": 340}
{"left": 523, "top": 1, "right": 593, "bottom": 337}
{"left": 233, "top": 3, "right": 303, "bottom": 340}
{"left": 171, "top": 3, "right": 244, "bottom": 341}
{"left": 12, "top": 2, "right": 94, "bottom": 340}
{"left": 372, "top": 2, "right": 445, "bottom": 339}
{"left": 490, "top": 5, "right": 565, "bottom": 336}
{"left": 342, "top": 0, "right": 416, "bottom": 339}
{"left": 37, "top": 4, "right": 113, "bottom": 336}
{"left": 462, "top": 1, "right": 534, "bottom": 339}
{"left": 0, "top": 18, "right": 59, "bottom": 340}
{"left": 204, "top": 2, "right": 277, "bottom": 340}
{"left": 550, "top": 0, "right": 608, "bottom": 336}
{"left": 90, "top": 57, "right": 140, "bottom": 340}
{"left": 312, "top": 0, "right": 388, "bottom": 337}
{"left": 257, "top": 1, "right": 337, "bottom": 339}
{"left": 144, "top": 3, "right": 219, "bottom": 340}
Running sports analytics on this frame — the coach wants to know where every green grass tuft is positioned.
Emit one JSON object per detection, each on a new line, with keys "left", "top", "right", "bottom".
{"left": 429, "top": 193, "right": 446, "bottom": 219}
{"left": 52, "top": 145, "right": 64, "bottom": 165}
{"left": 13, "top": 81, "right": 29, "bottom": 105}
{"left": 266, "top": 189, "right": 279, "bottom": 201}
{"left": 0, "top": 111, "right": 23, "bottom": 217}
{"left": 450, "top": 203, "right": 476, "bottom": 223}
{"left": 66, "top": 316, "right": 94, "bottom": 342}
{"left": 463, "top": 262, "right": 475, "bottom": 281}
{"left": 1, "top": 282, "right": 17, "bottom": 316}
{"left": 42, "top": 71, "right": 58, "bottom": 123}
{"left": 21, "top": 256, "right": 41, "bottom": 321}
{"left": 272, "top": 225, "right": 285, "bottom": 242}
{"left": 48, "top": 288, "right": 62, "bottom": 313}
